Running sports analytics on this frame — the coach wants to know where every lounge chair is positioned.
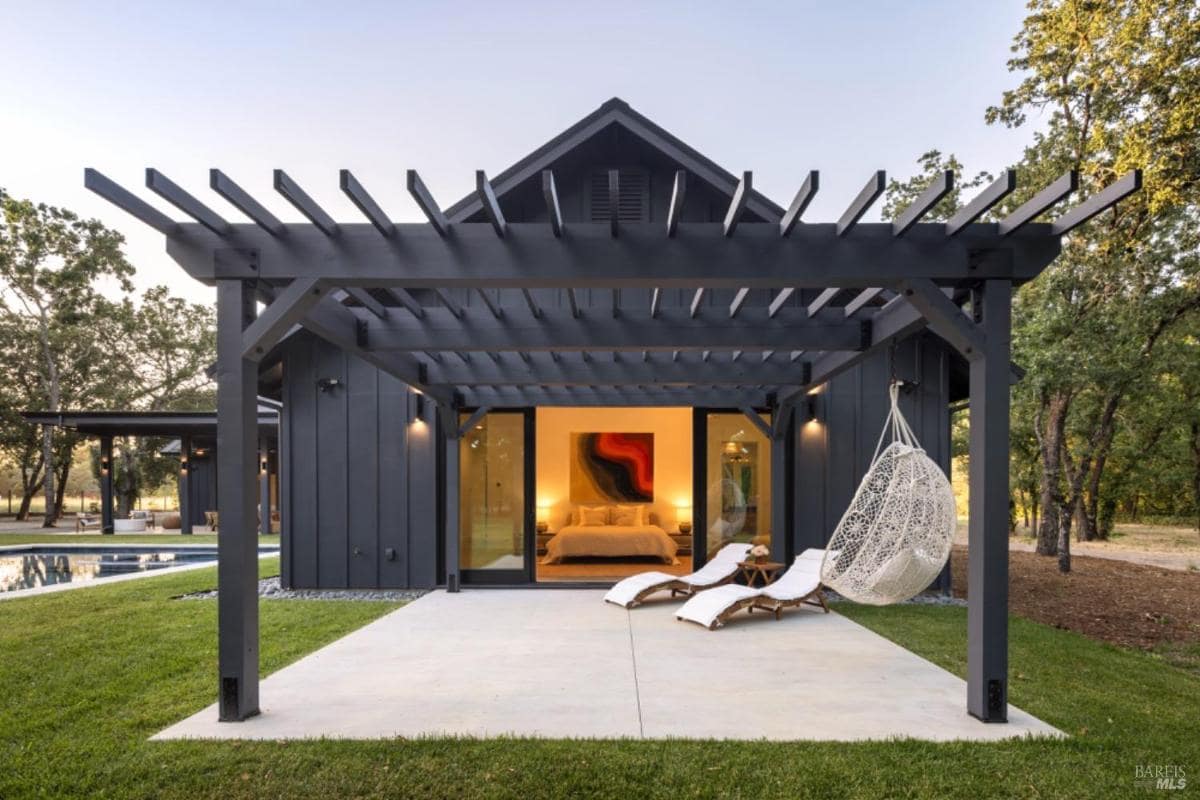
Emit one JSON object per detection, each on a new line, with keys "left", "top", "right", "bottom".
{"left": 675, "top": 548, "right": 829, "bottom": 630}
{"left": 603, "top": 543, "right": 751, "bottom": 608}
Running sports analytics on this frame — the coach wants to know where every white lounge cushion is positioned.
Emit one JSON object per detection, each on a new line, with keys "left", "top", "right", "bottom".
{"left": 603, "top": 570, "right": 676, "bottom": 607}
{"left": 761, "top": 548, "right": 825, "bottom": 602}
{"left": 675, "top": 584, "right": 760, "bottom": 628}
{"left": 603, "top": 543, "right": 751, "bottom": 608}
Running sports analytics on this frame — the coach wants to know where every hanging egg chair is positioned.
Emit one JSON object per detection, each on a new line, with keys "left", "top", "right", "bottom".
{"left": 820, "top": 381, "right": 957, "bottom": 605}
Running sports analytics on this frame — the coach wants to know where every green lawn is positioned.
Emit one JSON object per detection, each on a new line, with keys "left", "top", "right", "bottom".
{"left": 1, "top": 563, "right": 1197, "bottom": 799}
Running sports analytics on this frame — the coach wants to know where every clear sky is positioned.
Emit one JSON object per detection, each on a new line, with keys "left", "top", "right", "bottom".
{"left": 1, "top": 0, "right": 1038, "bottom": 305}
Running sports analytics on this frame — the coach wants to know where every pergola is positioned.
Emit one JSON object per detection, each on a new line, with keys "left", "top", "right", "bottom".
{"left": 22, "top": 408, "right": 280, "bottom": 534}
{"left": 85, "top": 130, "right": 1139, "bottom": 726}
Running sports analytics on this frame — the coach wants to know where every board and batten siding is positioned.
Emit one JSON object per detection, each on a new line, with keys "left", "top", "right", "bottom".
{"left": 792, "top": 335, "right": 953, "bottom": 559}
{"left": 280, "top": 331, "right": 440, "bottom": 590}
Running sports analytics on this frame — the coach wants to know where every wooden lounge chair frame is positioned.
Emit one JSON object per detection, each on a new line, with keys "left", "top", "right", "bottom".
{"left": 694, "top": 587, "right": 829, "bottom": 630}
{"left": 626, "top": 573, "right": 737, "bottom": 608}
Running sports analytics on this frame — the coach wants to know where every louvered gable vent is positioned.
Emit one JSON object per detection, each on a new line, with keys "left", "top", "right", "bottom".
{"left": 588, "top": 169, "right": 650, "bottom": 223}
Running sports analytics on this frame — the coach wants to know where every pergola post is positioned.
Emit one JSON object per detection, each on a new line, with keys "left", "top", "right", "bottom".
{"left": 259, "top": 437, "right": 271, "bottom": 537}
{"left": 967, "top": 279, "right": 1011, "bottom": 722}
{"left": 442, "top": 407, "right": 461, "bottom": 593}
{"left": 216, "top": 278, "right": 260, "bottom": 722}
{"left": 99, "top": 435, "right": 114, "bottom": 534}
{"left": 179, "top": 435, "right": 192, "bottom": 535}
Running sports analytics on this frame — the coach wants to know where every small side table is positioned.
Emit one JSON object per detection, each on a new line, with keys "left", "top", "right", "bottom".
{"left": 737, "top": 560, "right": 786, "bottom": 587}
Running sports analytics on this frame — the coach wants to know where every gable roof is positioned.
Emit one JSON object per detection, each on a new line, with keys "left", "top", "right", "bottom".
{"left": 444, "top": 97, "right": 785, "bottom": 222}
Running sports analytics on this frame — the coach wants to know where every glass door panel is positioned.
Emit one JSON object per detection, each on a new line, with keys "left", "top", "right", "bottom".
{"left": 703, "top": 412, "right": 772, "bottom": 561}
{"left": 459, "top": 410, "right": 531, "bottom": 583}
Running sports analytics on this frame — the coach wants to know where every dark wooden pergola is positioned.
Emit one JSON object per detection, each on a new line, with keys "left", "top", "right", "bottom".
{"left": 85, "top": 145, "right": 1139, "bottom": 727}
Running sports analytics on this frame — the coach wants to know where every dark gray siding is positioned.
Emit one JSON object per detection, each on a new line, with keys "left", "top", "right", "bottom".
{"left": 279, "top": 331, "right": 439, "bottom": 590}
{"left": 793, "top": 334, "right": 952, "bottom": 556}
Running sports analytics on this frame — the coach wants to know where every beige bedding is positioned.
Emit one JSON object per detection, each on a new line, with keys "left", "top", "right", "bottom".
{"left": 542, "top": 524, "right": 678, "bottom": 565}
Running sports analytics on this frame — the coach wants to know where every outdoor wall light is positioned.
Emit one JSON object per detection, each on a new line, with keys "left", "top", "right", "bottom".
{"left": 259, "top": 455, "right": 268, "bottom": 475}
{"left": 316, "top": 377, "right": 342, "bottom": 393}
{"left": 100, "top": 456, "right": 111, "bottom": 476}
{"left": 805, "top": 395, "right": 819, "bottom": 422}
{"left": 179, "top": 456, "right": 189, "bottom": 475}
{"left": 408, "top": 391, "right": 426, "bottom": 423}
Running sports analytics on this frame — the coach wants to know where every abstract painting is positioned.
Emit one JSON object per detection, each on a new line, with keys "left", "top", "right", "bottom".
{"left": 570, "top": 432, "right": 654, "bottom": 503}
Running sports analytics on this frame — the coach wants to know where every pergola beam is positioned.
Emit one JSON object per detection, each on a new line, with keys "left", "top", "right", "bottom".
{"left": 210, "top": 170, "right": 284, "bottom": 236}
{"left": 843, "top": 287, "right": 884, "bottom": 317}
{"left": 807, "top": 288, "right": 840, "bottom": 317}
{"left": 84, "top": 168, "right": 178, "bottom": 235}
{"left": 521, "top": 288, "right": 542, "bottom": 319}
{"left": 666, "top": 170, "right": 686, "bottom": 237}
{"left": 475, "top": 288, "right": 503, "bottom": 319}
{"left": 899, "top": 279, "right": 986, "bottom": 359}
{"left": 476, "top": 171, "right": 507, "bottom": 238}
{"left": 946, "top": 170, "right": 1015, "bottom": 236}
{"left": 384, "top": 288, "right": 425, "bottom": 319}
{"left": 435, "top": 289, "right": 464, "bottom": 318}
{"left": 145, "top": 168, "right": 230, "bottom": 235}
{"left": 607, "top": 170, "right": 620, "bottom": 237}
{"left": 162, "top": 221, "right": 1062, "bottom": 288}
{"left": 340, "top": 170, "right": 395, "bottom": 237}
{"left": 689, "top": 288, "right": 706, "bottom": 318}
{"left": 740, "top": 406, "right": 775, "bottom": 440}
{"left": 767, "top": 288, "right": 794, "bottom": 318}
{"left": 723, "top": 171, "right": 752, "bottom": 237}
{"left": 837, "top": 171, "right": 885, "bottom": 236}
{"left": 340, "top": 288, "right": 388, "bottom": 319}
{"left": 274, "top": 170, "right": 338, "bottom": 236}
{"left": 729, "top": 288, "right": 750, "bottom": 318}
{"left": 998, "top": 170, "right": 1078, "bottom": 236}
{"left": 780, "top": 170, "right": 819, "bottom": 237}
{"left": 242, "top": 278, "right": 330, "bottom": 360}
{"left": 893, "top": 170, "right": 953, "bottom": 236}
{"left": 542, "top": 170, "right": 563, "bottom": 237}
{"left": 1051, "top": 170, "right": 1142, "bottom": 235}
{"left": 406, "top": 169, "right": 449, "bottom": 236}
{"left": 354, "top": 305, "right": 866, "bottom": 352}
{"left": 458, "top": 385, "right": 773, "bottom": 408}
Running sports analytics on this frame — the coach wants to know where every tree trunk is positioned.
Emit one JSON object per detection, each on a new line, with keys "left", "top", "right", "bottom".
{"left": 1035, "top": 390, "right": 1070, "bottom": 555}
{"left": 53, "top": 456, "right": 71, "bottom": 520}
{"left": 1191, "top": 421, "right": 1200, "bottom": 535}
{"left": 41, "top": 426, "right": 56, "bottom": 527}
{"left": 115, "top": 441, "right": 138, "bottom": 518}
{"left": 1057, "top": 500, "right": 1072, "bottom": 573}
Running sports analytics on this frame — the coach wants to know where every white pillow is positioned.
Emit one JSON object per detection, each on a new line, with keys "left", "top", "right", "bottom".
{"left": 579, "top": 505, "right": 610, "bottom": 526}
{"left": 611, "top": 504, "right": 644, "bottom": 526}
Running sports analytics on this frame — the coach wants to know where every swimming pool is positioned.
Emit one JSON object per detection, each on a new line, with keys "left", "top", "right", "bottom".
{"left": 0, "top": 545, "right": 278, "bottom": 594}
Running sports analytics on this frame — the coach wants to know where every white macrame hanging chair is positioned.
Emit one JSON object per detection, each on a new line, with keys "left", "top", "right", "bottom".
{"left": 820, "top": 381, "right": 957, "bottom": 605}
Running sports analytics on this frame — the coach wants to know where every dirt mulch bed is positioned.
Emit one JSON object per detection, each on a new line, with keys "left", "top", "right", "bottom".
{"left": 950, "top": 544, "right": 1200, "bottom": 651}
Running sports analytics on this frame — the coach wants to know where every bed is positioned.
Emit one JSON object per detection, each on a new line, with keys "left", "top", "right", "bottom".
{"left": 541, "top": 524, "right": 678, "bottom": 565}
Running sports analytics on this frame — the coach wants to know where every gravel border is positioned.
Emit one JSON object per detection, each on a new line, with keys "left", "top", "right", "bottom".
{"left": 179, "top": 576, "right": 426, "bottom": 602}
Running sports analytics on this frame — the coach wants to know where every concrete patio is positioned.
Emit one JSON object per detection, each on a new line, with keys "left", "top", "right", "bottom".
{"left": 155, "top": 590, "right": 1060, "bottom": 741}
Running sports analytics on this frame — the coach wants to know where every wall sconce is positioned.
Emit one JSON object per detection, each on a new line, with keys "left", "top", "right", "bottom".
{"left": 259, "top": 454, "right": 269, "bottom": 475}
{"left": 100, "top": 455, "right": 111, "bottom": 476}
{"left": 408, "top": 391, "right": 426, "bottom": 423}
{"left": 316, "top": 377, "right": 342, "bottom": 393}
{"left": 805, "top": 394, "right": 818, "bottom": 422}
{"left": 179, "top": 455, "right": 189, "bottom": 475}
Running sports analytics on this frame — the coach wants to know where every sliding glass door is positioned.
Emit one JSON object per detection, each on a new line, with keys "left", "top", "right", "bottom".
{"left": 695, "top": 411, "right": 773, "bottom": 563}
{"left": 458, "top": 409, "right": 534, "bottom": 584}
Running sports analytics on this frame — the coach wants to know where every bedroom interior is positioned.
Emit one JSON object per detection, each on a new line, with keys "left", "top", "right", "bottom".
{"left": 458, "top": 406, "right": 776, "bottom": 583}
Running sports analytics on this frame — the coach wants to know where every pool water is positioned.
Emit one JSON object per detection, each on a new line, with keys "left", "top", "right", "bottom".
{"left": 0, "top": 546, "right": 273, "bottom": 594}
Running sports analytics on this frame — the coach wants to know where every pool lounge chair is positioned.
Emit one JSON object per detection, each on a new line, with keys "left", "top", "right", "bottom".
{"left": 675, "top": 548, "right": 829, "bottom": 630}
{"left": 603, "top": 543, "right": 751, "bottom": 608}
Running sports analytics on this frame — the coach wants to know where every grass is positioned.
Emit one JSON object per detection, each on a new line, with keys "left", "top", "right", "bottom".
{"left": 1, "top": 566, "right": 1198, "bottom": 799}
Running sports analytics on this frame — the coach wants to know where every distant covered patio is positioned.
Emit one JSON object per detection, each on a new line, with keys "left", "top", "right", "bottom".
{"left": 154, "top": 589, "right": 1058, "bottom": 741}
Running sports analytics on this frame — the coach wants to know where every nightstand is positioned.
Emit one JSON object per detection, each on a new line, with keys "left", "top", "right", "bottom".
{"left": 669, "top": 531, "right": 693, "bottom": 556}
{"left": 536, "top": 530, "right": 555, "bottom": 555}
